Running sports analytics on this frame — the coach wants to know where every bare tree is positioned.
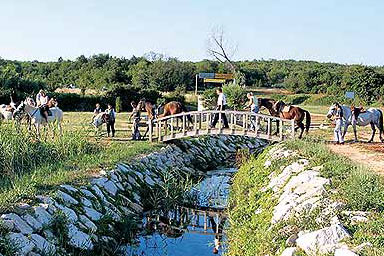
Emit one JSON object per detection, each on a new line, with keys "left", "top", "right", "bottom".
{"left": 207, "top": 27, "right": 237, "bottom": 73}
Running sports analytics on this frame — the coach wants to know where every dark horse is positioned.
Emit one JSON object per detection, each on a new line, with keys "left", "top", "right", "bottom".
{"left": 258, "top": 98, "right": 280, "bottom": 135}
{"left": 138, "top": 99, "right": 193, "bottom": 138}
{"left": 273, "top": 100, "right": 311, "bottom": 139}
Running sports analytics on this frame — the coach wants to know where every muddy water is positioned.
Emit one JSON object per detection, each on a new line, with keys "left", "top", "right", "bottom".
{"left": 125, "top": 168, "right": 236, "bottom": 256}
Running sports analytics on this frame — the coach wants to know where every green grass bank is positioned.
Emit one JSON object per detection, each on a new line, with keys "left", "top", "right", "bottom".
{"left": 227, "top": 139, "right": 384, "bottom": 255}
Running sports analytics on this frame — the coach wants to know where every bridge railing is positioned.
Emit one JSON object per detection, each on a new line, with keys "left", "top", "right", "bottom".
{"left": 148, "top": 110, "right": 295, "bottom": 142}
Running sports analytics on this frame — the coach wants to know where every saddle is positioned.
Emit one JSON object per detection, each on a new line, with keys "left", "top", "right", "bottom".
{"left": 5, "top": 106, "right": 14, "bottom": 112}
{"left": 282, "top": 105, "right": 292, "bottom": 113}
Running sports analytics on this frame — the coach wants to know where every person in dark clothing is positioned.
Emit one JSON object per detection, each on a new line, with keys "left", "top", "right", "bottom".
{"left": 129, "top": 101, "right": 141, "bottom": 140}
{"left": 105, "top": 104, "right": 116, "bottom": 137}
{"left": 210, "top": 88, "right": 229, "bottom": 129}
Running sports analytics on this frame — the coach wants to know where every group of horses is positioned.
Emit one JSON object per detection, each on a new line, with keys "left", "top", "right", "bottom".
{"left": 1, "top": 95, "right": 383, "bottom": 143}
{"left": 0, "top": 97, "right": 63, "bottom": 138}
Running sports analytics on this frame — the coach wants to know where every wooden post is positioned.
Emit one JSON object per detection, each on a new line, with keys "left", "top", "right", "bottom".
{"left": 255, "top": 116, "right": 259, "bottom": 136}
{"left": 243, "top": 114, "right": 246, "bottom": 134}
{"left": 267, "top": 118, "right": 271, "bottom": 139}
{"left": 149, "top": 120, "right": 153, "bottom": 142}
{"left": 157, "top": 121, "right": 161, "bottom": 142}
{"left": 198, "top": 112, "right": 202, "bottom": 132}
{"left": 231, "top": 113, "right": 235, "bottom": 134}
{"left": 171, "top": 117, "right": 174, "bottom": 138}
{"left": 182, "top": 114, "right": 186, "bottom": 135}
{"left": 194, "top": 113, "right": 197, "bottom": 135}
{"left": 280, "top": 119, "right": 283, "bottom": 141}
{"left": 195, "top": 74, "right": 198, "bottom": 95}
{"left": 207, "top": 113, "right": 210, "bottom": 133}
{"left": 291, "top": 119, "right": 295, "bottom": 139}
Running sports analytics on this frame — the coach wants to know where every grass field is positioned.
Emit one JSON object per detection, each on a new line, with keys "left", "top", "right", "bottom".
{"left": 0, "top": 113, "right": 162, "bottom": 212}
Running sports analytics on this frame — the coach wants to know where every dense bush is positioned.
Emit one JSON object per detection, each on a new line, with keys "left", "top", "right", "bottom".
{"left": 223, "top": 83, "right": 247, "bottom": 110}
{"left": 115, "top": 96, "right": 122, "bottom": 113}
{"left": 1, "top": 56, "right": 384, "bottom": 106}
{"left": 201, "top": 88, "right": 217, "bottom": 109}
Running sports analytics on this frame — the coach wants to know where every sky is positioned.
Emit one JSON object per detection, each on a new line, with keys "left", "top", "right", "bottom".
{"left": 0, "top": 0, "right": 383, "bottom": 65}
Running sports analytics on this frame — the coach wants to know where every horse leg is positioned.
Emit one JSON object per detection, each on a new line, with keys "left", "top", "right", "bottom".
{"left": 368, "top": 122, "right": 376, "bottom": 143}
{"left": 297, "top": 122, "right": 305, "bottom": 139}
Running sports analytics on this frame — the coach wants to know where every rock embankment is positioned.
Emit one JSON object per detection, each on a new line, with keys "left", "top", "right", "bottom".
{"left": 264, "top": 146, "right": 370, "bottom": 256}
{"left": 0, "top": 136, "right": 266, "bottom": 256}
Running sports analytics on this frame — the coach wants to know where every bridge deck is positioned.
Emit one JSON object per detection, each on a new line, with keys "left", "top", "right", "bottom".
{"left": 148, "top": 110, "right": 295, "bottom": 143}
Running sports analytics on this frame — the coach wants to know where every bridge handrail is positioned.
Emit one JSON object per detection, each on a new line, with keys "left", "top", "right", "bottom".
{"left": 154, "top": 110, "right": 292, "bottom": 123}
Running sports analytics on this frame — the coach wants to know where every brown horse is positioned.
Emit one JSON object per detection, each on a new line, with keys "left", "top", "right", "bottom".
{"left": 273, "top": 100, "right": 311, "bottom": 139}
{"left": 138, "top": 99, "right": 192, "bottom": 122}
{"left": 258, "top": 98, "right": 278, "bottom": 117}
{"left": 258, "top": 98, "right": 280, "bottom": 135}
{"left": 137, "top": 99, "right": 157, "bottom": 120}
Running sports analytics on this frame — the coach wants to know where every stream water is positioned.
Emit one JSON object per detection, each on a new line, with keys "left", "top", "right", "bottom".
{"left": 124, "top": 167, "right": 236, "bottom": 256}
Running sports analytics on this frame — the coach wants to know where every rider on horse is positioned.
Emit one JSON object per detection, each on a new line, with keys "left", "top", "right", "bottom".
{"left": 36, "top": 90, "right": 50, "bottom": 122}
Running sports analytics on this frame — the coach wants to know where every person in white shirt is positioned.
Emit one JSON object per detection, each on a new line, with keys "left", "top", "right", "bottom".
{"left": 210, "top": 88, "right": 229, "bottom": 128}
{"left": 36, "top": 90, "right": 49, "bottom": 122}
{"left": 105, "top": 104, "right": 116, "bottom": 137}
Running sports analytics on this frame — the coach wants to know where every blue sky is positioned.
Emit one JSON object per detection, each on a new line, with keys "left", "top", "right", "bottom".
{"left": 0, "top": 0, "right": 383, "bottom": 65}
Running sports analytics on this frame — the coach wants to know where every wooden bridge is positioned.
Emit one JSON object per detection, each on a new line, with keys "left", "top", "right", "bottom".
{"left": 148, "top": 110, "right": 295, "bottom": 142}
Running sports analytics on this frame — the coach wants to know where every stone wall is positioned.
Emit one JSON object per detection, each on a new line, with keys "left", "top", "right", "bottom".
{"left": 263, "top": 146, "right": 370, "bottom": 256}
{"left": 0, "top": 136, "right": 266, "bottom": 256}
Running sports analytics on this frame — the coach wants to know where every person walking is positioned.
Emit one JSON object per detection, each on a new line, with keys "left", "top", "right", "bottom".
{"left": 247, "top": 92, "right": 259, "bottom": 131}
{"left": 129, "top": 101, "right": 141, "bottom": 140}
{"left": 210, "top": 88, "right": 229, "bottom": 129}
{"left": 333, "top": 103, "right": 344, "bottom": 144}
{"left": 105, "top": 104, "right": 116, "bottom": 137}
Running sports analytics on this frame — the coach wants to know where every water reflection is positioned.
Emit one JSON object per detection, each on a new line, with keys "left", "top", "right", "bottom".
{"left": 124, "top": 168, "right": 235, "bottom": 256}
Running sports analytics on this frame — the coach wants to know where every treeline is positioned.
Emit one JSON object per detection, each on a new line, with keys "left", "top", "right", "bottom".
{"left": 1, "top": 54, "right": 384, "bottom": 105}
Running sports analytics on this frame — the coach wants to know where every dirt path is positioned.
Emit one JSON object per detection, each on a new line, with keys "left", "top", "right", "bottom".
{"left": 327, "top": 143, "right": 384, "bottom": 175}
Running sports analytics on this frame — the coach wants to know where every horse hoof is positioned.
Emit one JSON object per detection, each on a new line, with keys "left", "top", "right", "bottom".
{"left": 368, "top": 140, "right": 373, "bottom": 143}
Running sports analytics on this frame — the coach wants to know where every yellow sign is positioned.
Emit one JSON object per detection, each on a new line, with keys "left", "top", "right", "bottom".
{"left": 215, "top": 73, "right": 234, "bottom": 79}
{"left": 203, "top": 78, "right": 226, "bottom": 83}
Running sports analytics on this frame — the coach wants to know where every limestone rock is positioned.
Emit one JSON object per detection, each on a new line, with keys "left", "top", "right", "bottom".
{"left": 79, "top": 215, "right": 97, "bottom": 232}
{"left": 30, "top": 233, "right": 56, "bottom": 254}
{"left": 55, "top": 204, "right": 78, "bottom": 222}
{"left": 33, "top": 206, "right": 53, "bottom": 226}
{"left": 9, "top": 232, "right": 35, "bottom": 254}
{"left": 296, "top": 224, "right": 350, "bottom": 255}
{"left": 68, "top": 224, "right": 93, "bottom": 250}
{"left": 281, "top": 247, "right": 297, "bottom": 256}
{"left": 83, "top": 206, "right": 102, "bottom": 221}
{"left": 22, "top": 214, "right": 43, "bottom": 231}
{"left": 56, "top": 190, "right": 79, "bottom": 205}
{"left": 1, "top": 213, "right": 34, "bottom": 234}
{"left": 60, "top": 184, "right": 78, "bottom": 193}
{"left": 334, "top": 248, "right": 358, "bottom": 256}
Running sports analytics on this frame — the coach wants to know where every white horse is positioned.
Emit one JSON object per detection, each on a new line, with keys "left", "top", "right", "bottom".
{"left": 0, "top": 104, "right": 14, "bottom": 120}
{"left": 14, "top": 99, "right": 64, "bottom": 138}
{"left": 327, "top": 103, "right": 384, "bottom": 142}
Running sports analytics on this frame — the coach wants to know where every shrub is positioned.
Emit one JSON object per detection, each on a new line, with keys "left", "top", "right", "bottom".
{"left": 223, "top": 83, "right": 247, "bottom": 110}
{"left": 201, "top": 88, "right": 217, "bottom": 109}
{"left": 342, "top": 170, "right": 384, "bottom": 211}
{"left": 115, "top": 96, "right": 122, "bottom": 113}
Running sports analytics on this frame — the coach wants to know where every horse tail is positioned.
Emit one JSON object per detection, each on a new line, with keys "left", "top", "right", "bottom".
{"left": 304, "top": 110, "right": 311, "bottom": 132}
{"left": 378, "top": 109, "right": 384, "bottom": 134}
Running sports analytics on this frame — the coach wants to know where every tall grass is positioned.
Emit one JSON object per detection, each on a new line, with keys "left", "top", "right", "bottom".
{"left": 0, "top": 125, "right": 95, "bottom": 177}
